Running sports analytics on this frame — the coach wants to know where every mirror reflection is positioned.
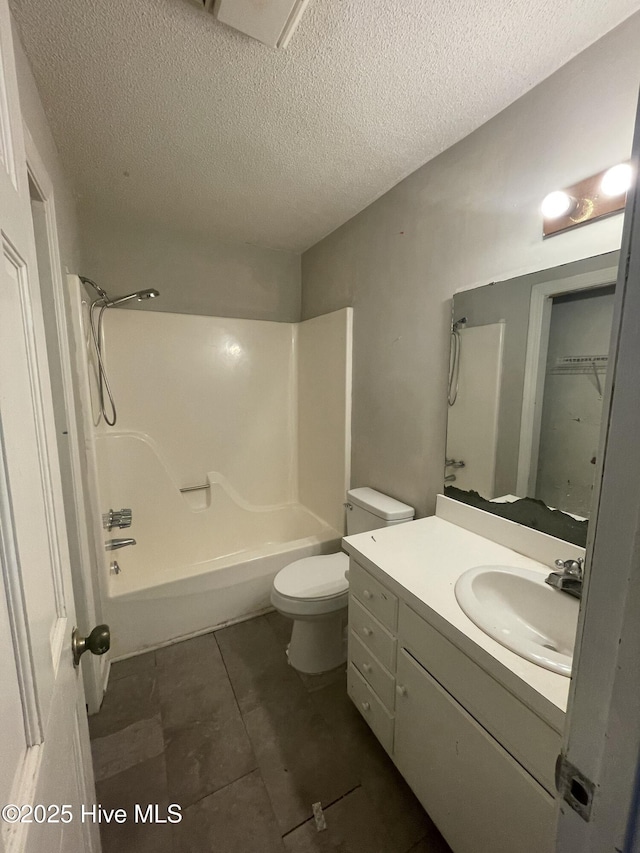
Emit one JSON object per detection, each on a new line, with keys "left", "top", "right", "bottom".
{"left": 444, "top": 253, "right": 619, "bottom": 540}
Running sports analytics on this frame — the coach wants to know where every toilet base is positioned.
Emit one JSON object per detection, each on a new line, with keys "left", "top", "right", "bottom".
{"left": 285, "top": 612, "right": 347, "bottom": 674}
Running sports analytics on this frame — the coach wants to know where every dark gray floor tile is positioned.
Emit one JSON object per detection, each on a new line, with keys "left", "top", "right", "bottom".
{"left": 311, "top": 678, "right": 442, "bottom": 853}
{"left": 109, "top": 650, "right": 156, "bottom": 681}
{"left": 164, "top": 715, "right": 256, "bottom": 807}
{"left": 175, "top": 770, "right": 285, "bottom": 853}
{"left": 407, "top": 832, "right": 453, "bottom": 853}
{"left": 95, "top": 753, "right": 173, "bottom": 853}
{"left": 156, "top": 632, "right": 238, "bottom": 728}
{"left": 298, "top": 664, "right": 347, "bottom": 694}
{"left": 282, "top": 786, "right": 395, "bottom": 853}
{"left": 89, "top": 670, "right": 159, "bottom": 740}
{"left": 216, "top": 615, "right": 308, "bottom": 715}
{"left": 155, "top": 632, "right": 217, "bottom": 671}
{"left": 92, "top": 715, "right": 164, "bottom": 782}
{"left": 265, "top": 609, "right": 293, "bottom": 646}
{"left": 244, "top": 696, "right": 359, "bottom": 834}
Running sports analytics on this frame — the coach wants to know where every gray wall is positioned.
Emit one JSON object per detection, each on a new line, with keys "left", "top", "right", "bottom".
{"left": 301, "top": 14, "right": 640, "bottom": 518}
{"left": 80, "top": 210, "right": 301, "bottom": 322}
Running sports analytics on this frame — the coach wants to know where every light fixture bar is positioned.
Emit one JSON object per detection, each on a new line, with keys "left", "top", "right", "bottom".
{"left": 542, "top": 162, "right": 633, "bottom": 238}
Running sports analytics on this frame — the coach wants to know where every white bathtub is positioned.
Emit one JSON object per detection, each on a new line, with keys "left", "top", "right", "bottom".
{"left": 97, "top": 433, "right": 342, "bottom": 658}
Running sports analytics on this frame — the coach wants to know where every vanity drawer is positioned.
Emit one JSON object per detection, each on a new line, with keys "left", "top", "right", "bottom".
{"left": 348, "top": 663, "right": 394, "bottom": 754}
{"left": 349, "top": 559, "right": 398, "bottom": 630}
{"left": 398, "top": 602, "right": 561, "bottom": 794}
{"left": 349, "top": 630, "right": 396, "bottom": 710}
{"left": 349, "top": 596, "right": 397, "bottom": 672}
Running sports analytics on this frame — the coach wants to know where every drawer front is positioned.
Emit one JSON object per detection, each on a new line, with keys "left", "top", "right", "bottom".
{"left": 394, "top": 650, "right": 555, "bottom": 853}
{"left": 347, "top": 664, "right": 394, "bottom": 754}
{"left": 349, "top": 596, "right": 397, "bottom": 672}
{"left": 349, "top": 559, "right": 398, "bottom": 630}
{"left": 398, "top": 602, "right": 561, "bottom": 794}
{"left": 349, "top": 630, "right": 396, "bottom": 710}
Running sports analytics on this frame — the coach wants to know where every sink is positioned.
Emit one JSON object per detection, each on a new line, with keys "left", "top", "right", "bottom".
{"left": 454, "top": 565, "right": 579, "bottom": 676}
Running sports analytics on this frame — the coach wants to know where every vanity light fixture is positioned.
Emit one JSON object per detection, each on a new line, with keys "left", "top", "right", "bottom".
{"left": 542, "top": 161, "right": 633, "bottom": 238}
{"left": 541, "top": 191, "right": 577, "bottom": 219}
{"left": 600, "top": 162, "right": 633, "bottom": 197}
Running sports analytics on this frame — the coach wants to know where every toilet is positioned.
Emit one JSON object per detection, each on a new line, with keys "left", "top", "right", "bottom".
{"left": 271, "top": 487, "right": 414, "bottom": 673}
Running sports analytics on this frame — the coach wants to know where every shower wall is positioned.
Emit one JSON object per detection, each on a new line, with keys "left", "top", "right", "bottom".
{"left": 298, "top": 310, "right": 352, "bottom": 532}
{"left": 93, "top": 307, "right": 352, "bottom": 527}
{"left": 98, "top": 311, "right": 297, "bottom": 505}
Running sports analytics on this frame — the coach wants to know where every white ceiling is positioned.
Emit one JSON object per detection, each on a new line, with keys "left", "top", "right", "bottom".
{"left": 10, "top": 0, "right": 640, "bottom": 252}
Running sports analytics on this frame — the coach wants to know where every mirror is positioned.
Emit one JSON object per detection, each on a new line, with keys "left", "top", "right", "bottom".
{"left": 444, "top": 252, "right": 619, "bottom": 544}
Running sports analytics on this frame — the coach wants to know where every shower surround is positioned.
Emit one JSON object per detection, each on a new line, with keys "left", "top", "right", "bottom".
{"left": 80, "top": 304, "right": 352, "bottom": 658}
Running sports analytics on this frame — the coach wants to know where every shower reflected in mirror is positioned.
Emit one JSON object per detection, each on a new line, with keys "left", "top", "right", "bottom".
{"left": 444, "top": 253, "right": 619, "bottom": 543}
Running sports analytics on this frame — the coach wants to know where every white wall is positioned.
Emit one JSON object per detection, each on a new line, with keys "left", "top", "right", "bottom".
{"left": 92, "top": 308, "right": 353, "bottom": 542}
{"left": 80, "top": 209, "right": 301, "bottom": 322}
{"left": 301, "top": 13, "right": 640, "bottom": 518}
{"left": 297, "top": 308, "right": 353, "bottom": 532}
{"left": 98, "top": 310, "right": 298, "bottom": 506}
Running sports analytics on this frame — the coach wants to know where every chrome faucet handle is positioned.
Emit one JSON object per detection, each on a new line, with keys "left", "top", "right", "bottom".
{"left": 103, "top": 508, "right": 133, "bottom": 531}
{"left": 105, "top": 537, "right": 136, "bottom": 551}
{"left": 554, "top": 557, "right": 584, "bottom": 578}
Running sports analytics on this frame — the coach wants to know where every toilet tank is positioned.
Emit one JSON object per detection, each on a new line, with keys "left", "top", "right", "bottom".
{"left": 345, "top": 487, "right": 414, "bottom": 535}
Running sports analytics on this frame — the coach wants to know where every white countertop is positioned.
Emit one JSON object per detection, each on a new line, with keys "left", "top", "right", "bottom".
{"left": 343, "top": 515, "right": 571, "bottom": 732}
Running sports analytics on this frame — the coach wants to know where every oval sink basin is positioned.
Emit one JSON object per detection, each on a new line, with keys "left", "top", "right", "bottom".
{"left": 455, "top": 565, "right": 579, "bottom": 676}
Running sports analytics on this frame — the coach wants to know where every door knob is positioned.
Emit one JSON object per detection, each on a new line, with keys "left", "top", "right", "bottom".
{"left": 72, "top": 624, "right": 111, "bottom": 667}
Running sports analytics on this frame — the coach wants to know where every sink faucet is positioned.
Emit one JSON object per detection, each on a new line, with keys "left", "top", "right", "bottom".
{"left": 105, "top": 538, "right": 136, "bottom": 551}
{"left": 545, "top": 558, "right": 584, "bottom": 599}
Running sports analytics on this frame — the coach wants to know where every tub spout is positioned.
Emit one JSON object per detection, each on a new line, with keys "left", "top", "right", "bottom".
{"left": 105, "top": 537, "right": 137, "bottom": 551}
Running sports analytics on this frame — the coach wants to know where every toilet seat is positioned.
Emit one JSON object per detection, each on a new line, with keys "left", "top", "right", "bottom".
{"left": 271, "top": 552, "right": 349, "bottom": 617}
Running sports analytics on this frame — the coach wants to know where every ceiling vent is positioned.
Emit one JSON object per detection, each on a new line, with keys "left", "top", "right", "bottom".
{"left": 195, "top": 0, "right": 312, "bottom": 49}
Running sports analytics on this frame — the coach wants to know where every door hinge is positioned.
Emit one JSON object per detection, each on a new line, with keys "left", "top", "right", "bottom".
{"left": 555, "top": 752, "right": 595, "bottom": 821}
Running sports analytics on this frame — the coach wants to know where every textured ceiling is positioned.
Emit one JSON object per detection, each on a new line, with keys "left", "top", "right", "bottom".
{"left": 10, "top": 0, "right": 640, "bottom": 252}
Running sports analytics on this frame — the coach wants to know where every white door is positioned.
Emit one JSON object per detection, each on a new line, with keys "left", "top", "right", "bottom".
{"left": 555, "top": 95, "right": 640, "bottom": 849}
{"left": 0, "top": 6, "right": 99, "bottom": 853}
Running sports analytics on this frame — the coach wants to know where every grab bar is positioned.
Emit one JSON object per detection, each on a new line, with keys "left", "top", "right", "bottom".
{"left": 179, "top": 483, "right": 211, "bottom": 493}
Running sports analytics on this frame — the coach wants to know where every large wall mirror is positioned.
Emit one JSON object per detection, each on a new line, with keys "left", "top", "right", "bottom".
{"left": 444, "top": 251, "right": 619, "bottom": 544}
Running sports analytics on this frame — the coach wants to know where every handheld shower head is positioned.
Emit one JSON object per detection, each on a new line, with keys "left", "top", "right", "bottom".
{"left": 106, "top": 289, "right": 160, "bottom": 307}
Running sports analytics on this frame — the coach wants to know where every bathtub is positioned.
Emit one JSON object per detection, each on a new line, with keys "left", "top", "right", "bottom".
{"left": 97, "top": 433, "right": 342, "bottom": 658}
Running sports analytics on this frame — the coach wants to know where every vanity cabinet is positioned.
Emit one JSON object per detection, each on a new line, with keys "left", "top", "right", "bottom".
{"left": 395, "top": 650, "right": 555, "bottom": 853}
{"left": 347, "top": 556, "right": 559, "bottom": 853}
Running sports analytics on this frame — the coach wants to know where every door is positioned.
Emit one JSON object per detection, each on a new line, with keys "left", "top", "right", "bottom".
{"left": 0, "top": 6, "right": 99, "bottom": 853}
{"left": 554, "top": 95, "right": 640, "bottom": 849}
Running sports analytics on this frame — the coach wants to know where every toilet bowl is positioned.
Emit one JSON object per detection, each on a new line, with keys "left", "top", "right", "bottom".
{"left": 271, "top": 487, "right": 414, "bottom": 674}
{"left": 271, "top": 552, "right": 349, "bottom": 673}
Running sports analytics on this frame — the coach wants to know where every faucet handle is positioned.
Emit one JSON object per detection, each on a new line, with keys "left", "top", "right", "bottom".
{"left": 103, "top": 508, "right": 133, "bottom": 531}
{"left": 555, "top": 557, "right": 584, "bottom": 578}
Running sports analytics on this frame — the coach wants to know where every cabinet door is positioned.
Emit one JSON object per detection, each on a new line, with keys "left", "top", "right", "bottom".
{"left": 394, "top": 650, "right": 556, "bottom": 853}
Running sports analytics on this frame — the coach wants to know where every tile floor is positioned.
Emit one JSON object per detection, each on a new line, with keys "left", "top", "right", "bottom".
{"left": 89, "top": 611, "right": 451, "bottom": 853}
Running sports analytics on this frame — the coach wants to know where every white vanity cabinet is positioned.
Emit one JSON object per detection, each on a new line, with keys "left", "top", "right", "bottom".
{"left": 347, "top": 556, "right": 559, "bottom": 853}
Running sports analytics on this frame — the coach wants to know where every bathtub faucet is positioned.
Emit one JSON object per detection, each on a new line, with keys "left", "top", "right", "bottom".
{"left": 105, "top": 538, "right": 137, "bottom": 551}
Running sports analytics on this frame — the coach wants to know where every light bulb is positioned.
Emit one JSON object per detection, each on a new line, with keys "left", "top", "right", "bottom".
{"left": 600, "top": 163, "right": 633, "bottom": 197}
{"left": 541, "top": 191, "right": 576, "bottom": 219}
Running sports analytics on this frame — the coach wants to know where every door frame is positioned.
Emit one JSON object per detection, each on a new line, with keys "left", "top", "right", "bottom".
{"left": 22, "top": 125, "right": 105, "bottom": 714}
{"left": 555, "top": 101, "right": 640, "bottom": 850}
{"left": 516, "top": 263, "right": 619, "bottom": 498}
